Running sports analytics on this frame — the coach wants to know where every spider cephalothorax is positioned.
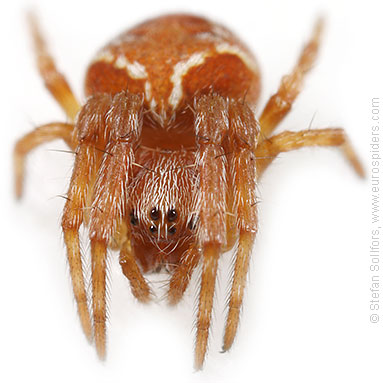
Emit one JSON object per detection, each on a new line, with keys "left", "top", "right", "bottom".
{"left": 128, "top": 149, "right": 198, "bottom": 273}
{"left": 14, "top": 13, "right": 363, "bottom": 369}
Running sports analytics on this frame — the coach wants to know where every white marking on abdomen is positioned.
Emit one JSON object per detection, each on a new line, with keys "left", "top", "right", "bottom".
{"left": 150, "top": 98, "right": 157, "bottom": 110}
{"left": 145, "top": 81, "right": 152, "bottom": 101}
{"left": 93, "top": 51, "right": 148, "bottom": 79}
{"left": 115, "top": 56, "right": 148, "bottom": 79}
{"left": 212, "top": 24, "right": 232, "bottom": 40}
{"left": 93, "top": 51, "right": 115, "bottom": 63}
{"left": 168, "top": 52, "right": 208, "bottom": 109}
{"left": 215, "top": 43, "right": 259, "bottom": 74}
{"left": 145, "top": 81, "right": 158, "bottom": 111}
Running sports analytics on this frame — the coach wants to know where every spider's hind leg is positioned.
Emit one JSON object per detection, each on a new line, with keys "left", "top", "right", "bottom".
{"left": 259, "top": 18, "right": 323, "bottom": 139}
{"left": 13, "top": 122, "right": 75, "bottom": 198}
{"left": 254, "top": 128, "right": 365, "bottom": 179}
{"left": 28, "top": 13, "right": 80, "bottom": 121}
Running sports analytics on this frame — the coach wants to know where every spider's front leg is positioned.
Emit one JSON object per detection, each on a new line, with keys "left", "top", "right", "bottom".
{"left": 61, "top": 94, "right": 115, "bottom": 343}
{"left": 222, "top": 100, "right": 259, "bottom": 352}
{"left": 62, "top": 92, "right": 143, "bottom": 358}
{"left": 88, "top": 93, "right": 143, "bottom": 359}
{"left": 193, "top": 96, "right": 260, "bottom": 368}
{"left": 193, "top": 95, "right": 228, "bottom": 369}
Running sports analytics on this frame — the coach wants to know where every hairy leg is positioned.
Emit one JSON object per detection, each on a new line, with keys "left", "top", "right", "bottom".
{"left": 223, "top": 100, "right": 259, "bottom": 351}
{"left": 91, "top": 240, "right": 108, "bottom": 358}
{"left": 28, "top": 13, "right": 80, "bottom": 121}
{"left": 259, "top": 18, "right": 323, "bottom": 139}
{"left": 195, "top": 245, "right": 220, "bottom": 369}
{"left": 167, "top": 246, "right": 201, "bottom": 305}
{"left": 223, "top": 231, "right": 256, "bottom": 351}
{"left": 61, "top": 96, "right": 112, "bottom": 343}
{"left": 255, "top": 128, "right": 365, "bottom": 178}
{"left": 193, "top": 95, "right": 228, "bottom": 369}
{"left": 13, "top": 122, "right": 74, "bottom": 198}
{"left": 61, "top": 143, "right": 99, "bottom": 342}
{"left": 62, "top": 229, "right": 92, "bottom": 342}
{"left": 89, "top": 93, "right": 143, "bottom": 359}
{"left": 119, "top": 239, "right": 152, "bottom": 303}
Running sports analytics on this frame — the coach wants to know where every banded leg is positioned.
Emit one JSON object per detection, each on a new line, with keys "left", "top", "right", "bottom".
{"left": 13, "top": 122, "right": 74, "bottom": 198}
{"left": 255, "top": 128, "right": 365, "bottom": 178}
{"left": 119, "top": 239, "right": 152, "bottom": 303}
{"left": 167, "top": 246, "right": 201, "bottom": 305}
{"left": 89, "top": 93, "right": 143, "bottom": 359}
{"left": 28, "top": 13, "right": 80, "bottom": 121}
{"left": 259, "top": 18, "right": 323, "bottom": 139}
{"left": 193, "top": 95, "right": 228, "bottom": 369}
{"left": 223, "top": 101, "right": 259, "bottom": 351}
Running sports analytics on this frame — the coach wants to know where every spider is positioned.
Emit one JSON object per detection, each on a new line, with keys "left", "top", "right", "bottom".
{"left": 14, "top": 13, "right": 364, "bottom": 369}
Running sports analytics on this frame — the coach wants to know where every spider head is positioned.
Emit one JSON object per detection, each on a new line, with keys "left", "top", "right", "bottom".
{"left": 127, "top": 151, "right": 198, "bottom": 272}
{"left": 129, "top": 206, "right": 187, "bottom": 244}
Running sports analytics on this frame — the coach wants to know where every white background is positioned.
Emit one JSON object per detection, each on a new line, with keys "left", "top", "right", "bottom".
{"left": 0, "top": 0, "right": 381, "bottom": 382}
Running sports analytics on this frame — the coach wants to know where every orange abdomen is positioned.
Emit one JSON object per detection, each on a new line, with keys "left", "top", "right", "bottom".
{"left": 85, "top": 14, "right": 261, "bottom": 124}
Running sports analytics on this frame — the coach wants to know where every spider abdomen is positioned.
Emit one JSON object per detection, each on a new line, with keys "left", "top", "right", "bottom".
{"left": 85, "top": 14, "right": 261, "bottom": 124}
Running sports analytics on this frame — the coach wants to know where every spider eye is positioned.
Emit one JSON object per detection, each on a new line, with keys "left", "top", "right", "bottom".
{"left": 167, "top": 209, "right": 177, "bottom": 222}
{"left": 149, "top": 224, "right": 157, "bottom": 233}
{"left": 130, "top": 211, "right": 138, "bottom": 226}
{"left": 150, "top": 207, "right": 160, "bottom": 220}
{"left": 168, "top": 225, "right": 176, "bottom": 235}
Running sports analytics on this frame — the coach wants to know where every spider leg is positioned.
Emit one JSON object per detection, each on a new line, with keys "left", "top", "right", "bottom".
{"left": 119, "top": 239, "right": 152, "bottom": 303}
{"left": 193, "top": 95, "right": 228, "bottom": 369}
{"left": 61, "top": 145, "right": 99, "bottom": 343}
{"left": 255, "top": 128, "right": 365, "bottom": 178}
{"left": 167, "top": 246, "right": 201, "bottom": 305}
{"left": 61, "top": 95, "right": 112, "bottom": 343}
{"left": 195, "top": 245, "right": 220, "bottom": 370}
{"left": 223, "top": 101, "right": 259, "bottom": 351}
{"left": 259, "top": 18, "right": 323, "bottom": 139}
{"left": 28, "top": 13, "right": 80, "bottom": 121}
{"left": 224, "top": 232, "right": 256, "bottom": 351}
{"left": 89, "top": 93, "right": 143, "bottom": 359}
{"left": 91, "top": 239, "right": 108, "bottom": 358}
{"left": 13, "top": 122, "right": 74, "bottom": 198}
